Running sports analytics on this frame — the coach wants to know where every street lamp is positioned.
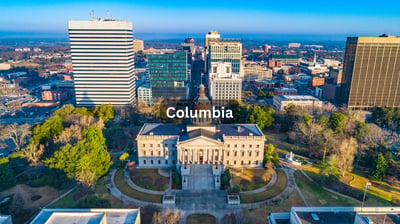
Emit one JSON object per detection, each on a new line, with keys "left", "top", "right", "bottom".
{"left": 361, "top": 180, "right": 371, "bottom": 208}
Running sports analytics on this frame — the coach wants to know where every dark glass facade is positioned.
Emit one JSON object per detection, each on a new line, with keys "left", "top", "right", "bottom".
{"left": 148, "top": 50, "right": 188, "bottom": 101}
{"left": 338, "top": 36, "right": 400, "bottom": 109}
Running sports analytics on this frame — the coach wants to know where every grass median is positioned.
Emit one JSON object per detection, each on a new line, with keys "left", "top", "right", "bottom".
{"left": 239, "top": 169, "right": 288, "bottom": 203}
{"left": 114, "top": 169, "right": 162, "bottom": 203}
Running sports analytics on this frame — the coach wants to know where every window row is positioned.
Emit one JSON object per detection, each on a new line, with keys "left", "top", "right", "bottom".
{"left": 226, "top": 160, "right": 259, "bottom": 165}
{"left": 226, "top": 151, "right": 260, "bottom": 157}
{"left": 142, "top": 143, "right": 176, "bottom": 148}
{"left": 142, "top": 150, "right": 175, "bottom": 156}
{"left": 227, "top": 144, "right": 260, "bottom": 148}
{"left": 143, "top": 159, "right": 176, "bottom": 165}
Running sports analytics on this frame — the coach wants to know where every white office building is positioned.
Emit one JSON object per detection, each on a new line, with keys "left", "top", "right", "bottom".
{"left": 68, "top": 19, "right": 136, "bottom": 106}
{"left": 209, "top": 62, "right": 242, "bottom": 105}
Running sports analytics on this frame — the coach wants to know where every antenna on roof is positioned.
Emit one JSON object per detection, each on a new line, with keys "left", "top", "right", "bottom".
{"left": 90, "top": 10, "right": 95, "bottom": 21}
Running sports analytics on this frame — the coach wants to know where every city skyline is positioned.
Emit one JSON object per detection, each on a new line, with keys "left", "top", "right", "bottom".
{"left": 2, "top": 0, "right": 400, "bottom": 37}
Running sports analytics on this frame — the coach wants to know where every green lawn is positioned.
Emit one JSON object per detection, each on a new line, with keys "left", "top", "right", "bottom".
{"left": 114, "top": 169, "right": 162, "bottom": 203}
{"left": 239, "top": 169, "right": 288, "bottom": 203}
{"left": 295, "top": 170, "right": 359, "bottom": 206}
{"left": 130, "top": 168, "right": 169, "bottom": 191}
{"left": 303, "top": 166, "right": 397, "bottom": 206}
{"left": 186, "top": 214, "right": 216, "bottom": 224}
{"left": 231, "top": 168, "right": 273, "bottom": 191}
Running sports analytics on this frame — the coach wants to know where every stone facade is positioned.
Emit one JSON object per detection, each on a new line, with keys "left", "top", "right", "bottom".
{"left": 136, "top": 124, "right": 265, "bottom": 169}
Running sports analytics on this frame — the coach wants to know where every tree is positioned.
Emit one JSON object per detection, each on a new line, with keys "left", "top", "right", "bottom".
{"left": 0, "top": 123, "right": 31, "bottom": 151}
{"left": 152, "top": 211, "right": 163, "bottom": 224}
{"left": 120, "top": 152, "right": 129, "bottom": 161}
{"left": 248, "top": 105, "right": 275, "bottom": 130}
{"left": 320, "top": 155, "right": 340, "bottom": 181}
{"left": 316, "top": 129, "right": 336, "bottom": 162}
{"left": 0, "top": 158, "right": 16, "bottom": 191}
{"left": 44, "top": 126, "right": 112, "bottom": 187}
{"left": 31, "top": 115, "right": 63, "bottom": 144}
{"left": 264, "top": 144, "right": 279, "bottom": 165}
{"left": 93, "top": 104, "right": 115, "bottom": 122}
{"left": 23, "top": 143, "right": 44, "bottom": 166}
{"left": 295, "top": 114, "right": 324, "bottom": 146}
{"left": 334, "top": 137, "right": 357, "bottom": 176}
{"left": 164, "top": 209, "right": 181, "bottom": 224}
{"left": 54, "top": 124, "right": 83, "bottom": 145}
{"left": 369, "top": 153, "right": 388, "bottom": 181}
{"left": 329, "top": 112, "right": 348, "bottom": 134}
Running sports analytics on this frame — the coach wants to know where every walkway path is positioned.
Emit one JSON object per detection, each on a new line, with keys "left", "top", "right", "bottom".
{"left": 105, "top": 166, "right": 298, "bottom": 224}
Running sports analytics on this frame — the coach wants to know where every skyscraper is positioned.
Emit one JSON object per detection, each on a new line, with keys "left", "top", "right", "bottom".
{"left": 68, "top": 19, "right": 136, "bottom": 106}
{"left": 208, "top": 39, "right": 242, "bottom": 74}
{"left": 147, "top": 49, "right": 189, "bottom": 101}
{"left": 338, "top": 35, "right": 400, "bottom": 109}
{"left": 204, "top": 31, "right": 220, "bottom": 48}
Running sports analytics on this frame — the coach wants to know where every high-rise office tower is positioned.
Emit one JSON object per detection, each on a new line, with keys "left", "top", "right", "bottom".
{"left": 147, "top": 50, "right": 189, "bottom": 101}
{"left": 209, "top": 62, "right": 242, "bottom": 105}
{"left": 133, "top": 39, "right": 144, "bottom": 53}
{"left": 338, "top": 35, "right": 400, "bottom": 109}
{"left": 208, "top": 39, "right": 242, "bottom": 74}
{"left": 68, "top": 19, "right": 136, "bottom": 106}
{"left": 205, "top": 31, "right": 220, "bottom": 48}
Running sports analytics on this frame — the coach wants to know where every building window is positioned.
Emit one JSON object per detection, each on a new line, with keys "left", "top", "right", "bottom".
{"left": 142, "top": 144, "right": 145, "bottom": 147}
{"left": 150, "top": 144, "right": 153, "bottom": 147}
{"left": 234, "top": 160, "right": 236, "bottom": 165}
{"left": 234, "top": 151, "right": 237, "bottom": 156}
{"left": 143, "top": 151, "right": 146, "bottom": 156}
{"left": 143, "top": 160, "right": 146, "bottom": 164}
{"left": 158, "top": 151, "right": 161, "bottom": 156}
{"left": 172, "top": 151, "right": 175, "bottom": 156}
{"left": 241, "top": 161, "right": 244, "bottom": 165}
{"left": 151, "top": 160, "right": 153, "bottom": 164}
{"left": 227, "top": 151, "right": 230, "bottom": 156}
{"left": 256, "top": 160, "right": 259, "bottom": 165}
{"left": 249, "top": 160, "right": 251, "bottom": 165}
{"left": 158, "top": 160, "right": 161, "bottom": 164}
{"left": 256, "top": 151, "right": 259, "bottom": 156}
{"left": 165, "top": 160, "right": 168, "bottom": 164}
{"left": 257, "top": 144, "right": 260, "bottom": 148}
{"left": 250, "top": 145, "right": 252, "bottom": 148}
{"left": 227, "top": 144, "right": 230, "bottom": 148}
{"left": 234, "top": 144, "right": 237, "bottom": 148}
{"left": 173, "top": 160, "right": 176, "bottom": 164}
{"left": 151, "top": 151, "right": 154, "bottom": 156}
{"left": 158, "top": 144, "right": 161, "bottom": 147}
{"left": 249, "top": 151, "right": 252, "bottom": 156}
{"left": 242, "top": 151, "right": 245, "bottom": 157}
{"left": 227, "top": 160, "right": 229, "bottom": 165}
{"left": 242, "top": 144, "right": 245, "bottom": 148}
{"left": 172, "top": 144, "right": 176, "bottom": 147}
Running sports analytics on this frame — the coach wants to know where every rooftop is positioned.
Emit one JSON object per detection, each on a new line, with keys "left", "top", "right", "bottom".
{"left": 276, "top": 95, "right": 320, "bottom": 101}
{"left": 30, "top": 208, "right": 140, "bottom": 224}
{"left": 138, "top": 124, "right": 263, "bottom": 139}
{"left": 271, "top": 54, "right": 301, "bottom": 59}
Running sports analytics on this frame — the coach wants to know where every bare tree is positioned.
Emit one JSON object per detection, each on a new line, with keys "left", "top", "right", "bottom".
{"left": 23, "top": 143, "right": 44, "bottom": 166}
{"left": 151, "top": 211, "right": 163, "bottom": 224}
{"left": 0, "top": 123, "right": 31, "bottom": 151}
{"left": 163, "top": 208, "right": 183, "bottom": 224}
{"left": 54, "top": 124, "right": 82, "bottom": 145}
{"left": 334, "top": 137, "right": 357, "bottom": 176}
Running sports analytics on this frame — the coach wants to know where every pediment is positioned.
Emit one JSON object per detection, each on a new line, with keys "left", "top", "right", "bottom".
{"left": 179, "top": 136, "right": 223, "bottom": 147}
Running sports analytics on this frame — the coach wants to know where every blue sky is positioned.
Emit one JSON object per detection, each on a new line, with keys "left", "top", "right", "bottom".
{"left": 1, "top": 0, "right": 400, "bottom": 36}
